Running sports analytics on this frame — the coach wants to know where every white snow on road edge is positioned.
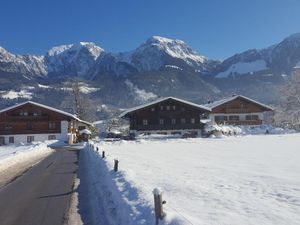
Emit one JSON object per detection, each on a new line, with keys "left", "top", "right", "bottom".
{"left": 0, "top": 141, "right": 55, "bottom": 187}
{"left": 80, "top": 144, "right": 184, "bottom": 225}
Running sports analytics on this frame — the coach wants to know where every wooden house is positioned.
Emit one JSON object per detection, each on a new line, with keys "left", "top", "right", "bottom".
{"left": 204, "top": 95, "right": 274, "bottom": 125}
{"left": 120, "top": 97, "right": 211, "bottom": 136}
{"left": 0, "top": 101, "right": 92, "bottom": 145}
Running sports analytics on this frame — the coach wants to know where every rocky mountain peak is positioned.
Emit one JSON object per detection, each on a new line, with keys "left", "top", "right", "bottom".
{"left": 115, "top": 36, "right": 211, "bottom": 72}
{"left": 45, "top": 42, "right": 105, "bottom": 77}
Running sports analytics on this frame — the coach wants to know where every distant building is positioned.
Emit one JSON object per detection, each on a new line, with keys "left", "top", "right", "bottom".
{"left": 0, "top": 101, "right": 92, "bottom": 145}
{"left": 120, "top": 97, "right": 211, "bottom": 136}
{"left": 204, "top": 95, "right": 274, "bottom": 125}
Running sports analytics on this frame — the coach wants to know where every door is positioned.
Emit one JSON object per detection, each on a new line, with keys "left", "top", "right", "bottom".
{"left": 0, "top": 137, "right": 5, "bottom": 145}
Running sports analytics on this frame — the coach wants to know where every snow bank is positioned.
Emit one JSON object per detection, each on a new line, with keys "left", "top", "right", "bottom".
{"left": 78, "top": 144, "right": 162, "bottom": 225}
{"left": 90, "top": 134, "right": 300, "bottom": 225}
{"left": 0, "top": 141, "right": 53, "bottom": 171}
{"left": 205, "top": 124, "right": 295, "bottom": 137}
{"left": 0, "top": 141, "right": 54, "bottom": 186}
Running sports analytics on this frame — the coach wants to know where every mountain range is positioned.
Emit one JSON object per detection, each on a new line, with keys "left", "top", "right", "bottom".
{"left": 1, "top": 33, "right": 300, "bottom": 119}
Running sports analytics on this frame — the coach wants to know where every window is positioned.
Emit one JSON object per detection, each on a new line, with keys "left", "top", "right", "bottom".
{"left": 23, "top": 111, "right": 28, "bottom": 116}
{"left": 9, "top": 137, "right": 14, "bottom": 144}
{"left": 172, "top": 105, "right": 176, "bottom": 110}
{"left": 142, "top": 119, "right": 148, "bottom": 126}
{"left": 215, "top": 116, "right": 228, "bottom": 122}
{"left": 27, "top": 136, "right": 34, "bottom": 143}
{"left": 49, "top": 122, "right": 56, "bottom": 130}
{"left": 181, "top": 118, "right": 186, "bottom": 124}
{"left": 48, "top": 135, "right": 56, "bottom": 140}
{"left": 160, "top": 106, "right": 164, "bottom": 110}
{"left": 171, "top": 118, "right": 176, "bottom": 124}
{"left": 191, "top": 118, "right": 195, "bottom": 124}
{"left": 33, "top": 110, "right": 41, "bottom": 116}
{"left": 151, "top": 107, "right": 155, "bottom": 112}
{"left": 166, "top": 106, "right": 170, "bottom": 110}
{"left": 27, "top": 122, "right": 33, "bottom": 130}
{"left": 5, "top": 124, "right": 12, "bottom": 130}
{"left": 229, "top": 115, "right": 239, "bottom": 121}
{"left": 159, "top": 119, "right": 164, "bottom": 125}
{"left": 246, "top": 115, "right": 259, "bottom": 120}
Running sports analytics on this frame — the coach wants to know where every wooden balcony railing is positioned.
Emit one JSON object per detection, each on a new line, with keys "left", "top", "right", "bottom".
{"left": 130, "top": 124, "right": 203, "bottom": 131}
{"left": 216, "top": 120, "right": 262, "bottom": 125}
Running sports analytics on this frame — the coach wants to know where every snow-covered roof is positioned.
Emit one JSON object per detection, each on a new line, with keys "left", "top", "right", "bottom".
{"left": 204, "top": 95, "right": 274, "bottom": 111}
{"left": 79, "top": 129, "right": 92, "bottom": 135}
{"left": 0, "top": 101, "right": 93, "bottom": 125}
{"left": 119, "top": 96, "right": 211, "bottom": 118}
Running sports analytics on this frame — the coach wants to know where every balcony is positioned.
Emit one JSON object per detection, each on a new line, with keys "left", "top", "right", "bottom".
{"left": 9, "top": 115, "right": 50, "bottom": 121}
{"left": 215, "top": 120, "right": 262, "bottom": 126}
{"left": 130, "top": 124, "right": 203, "bottom": 131}
{"left": 225, "top": 108, "right": 253, "bottom": 113}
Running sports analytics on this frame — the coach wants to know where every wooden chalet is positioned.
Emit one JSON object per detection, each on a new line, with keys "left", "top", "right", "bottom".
{"left": 0, "top": 101, "right": 92, "bottom": 145}
{"left": 120, "top": 97, "right": 211, "bottom": 136}
{"left": 204, "top": 95, "right": 274, "bottom": 125}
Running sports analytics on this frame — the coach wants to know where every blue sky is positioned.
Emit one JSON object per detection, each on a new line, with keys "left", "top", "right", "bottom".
{"left": 1, "top": 0, "right": 300, "bottom": 59}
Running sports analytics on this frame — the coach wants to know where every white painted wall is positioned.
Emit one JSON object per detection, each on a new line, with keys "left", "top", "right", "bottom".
{"left": 0, "top": 120, "right": 69, "bottom": 144}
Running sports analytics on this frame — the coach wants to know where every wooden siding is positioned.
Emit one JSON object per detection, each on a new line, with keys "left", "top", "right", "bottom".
{"left": 210, "top": 97, "right": 273, "bottom": 125}
{"left": 211, "top": 97, "right": 271, "bottom": 114}
{"left": 0, "top": 103, "right": 72, "bottom": 135}
{"left": 124, "top": 99, "right": 209, "bottom": 131}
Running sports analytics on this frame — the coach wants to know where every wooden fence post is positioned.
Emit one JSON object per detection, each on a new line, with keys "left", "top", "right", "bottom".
{"left": 97, "top": 147, "right": 99, "bottom": 152}
{"left": 153, "top": 188, "right": 166, "bottom": 225}
{"left": 102, "top": 151, "right": 105, "bottom": 158}
{"left": 114, "top": 159, "right": 119, "bottom": 172}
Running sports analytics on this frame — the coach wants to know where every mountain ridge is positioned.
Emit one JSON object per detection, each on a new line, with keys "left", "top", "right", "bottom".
{"left": 1, "top": 33, "right": 300, "bottom": 114}
{"left": 1, "top": 33, "right": 300, "bottom": 79}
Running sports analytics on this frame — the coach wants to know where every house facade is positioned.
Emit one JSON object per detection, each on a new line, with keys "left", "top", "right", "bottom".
{"left": 120, "top": 97, "right": 211, "bottom": 136}
{"left": 0, "top": 101, "right": 92, "bottom": 145}
{"left": 205, "top": 95, "right": 274, "bottom": 125}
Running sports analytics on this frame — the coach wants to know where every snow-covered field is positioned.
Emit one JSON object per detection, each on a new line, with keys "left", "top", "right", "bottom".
{"left": 0, "top": 142, "right": 54, "bottom": 186}
{"left": 88, "top": 134, "right": 300, "bottom": 225}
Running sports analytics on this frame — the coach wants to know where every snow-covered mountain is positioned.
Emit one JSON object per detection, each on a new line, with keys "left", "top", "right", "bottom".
{"left": 44, "top": 42, "right": 104, "bottom": 78}
{"left": 91, "top": 36, "right": 219, "bottom": 77}
{"left": 0, "top": 47, "right": 46, "bottom": 78}
{"left": 214, "top": 33, "right": 300, "bottom": 78}
{"left": 1, "top": 33, "right": 300, "bottom": 112}
{"left": 2, "top": 33, "right": 300, "bottom": 79}
{"left": 116, "top": 36, "right": 218, "bottom": 73}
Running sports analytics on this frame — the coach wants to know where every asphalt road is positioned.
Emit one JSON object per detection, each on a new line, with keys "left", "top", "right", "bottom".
{"left": 0, "top": 146, "right": 79, "bottom": 225}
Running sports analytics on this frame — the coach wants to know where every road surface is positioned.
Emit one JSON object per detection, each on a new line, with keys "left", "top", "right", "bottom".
{"left": 0, "top": 146, "right": 79, "bottom": 225}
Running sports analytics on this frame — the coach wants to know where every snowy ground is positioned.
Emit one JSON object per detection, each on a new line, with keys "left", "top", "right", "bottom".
{"left": 87, "top": 134, "right": 300, "bottom": 225}
{"left": 0, "top": 142, "right": 54, "bottom": 187}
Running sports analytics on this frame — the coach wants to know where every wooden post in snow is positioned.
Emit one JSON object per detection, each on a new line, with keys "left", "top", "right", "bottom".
{"left": 102, "top": 151, "right": 105, "bottom": 158}
{"left": 114, "top": 159, "right": 119, "bottom": 172}
{"left": 96, "top": 147, "right": 99, "bottom": 152}
{"left": 153, "top": 188, "right": 166, "bottom": 225}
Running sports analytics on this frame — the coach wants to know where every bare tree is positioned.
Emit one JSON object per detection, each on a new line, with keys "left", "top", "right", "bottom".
{"left": 71, "top": 80, "right": 86, "bottom": 119}
{"left": 275, "top": 70, "right": 300, "bottom": 129}
{"left": 60, "top": 79, "right": 97, "bottom": 122}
